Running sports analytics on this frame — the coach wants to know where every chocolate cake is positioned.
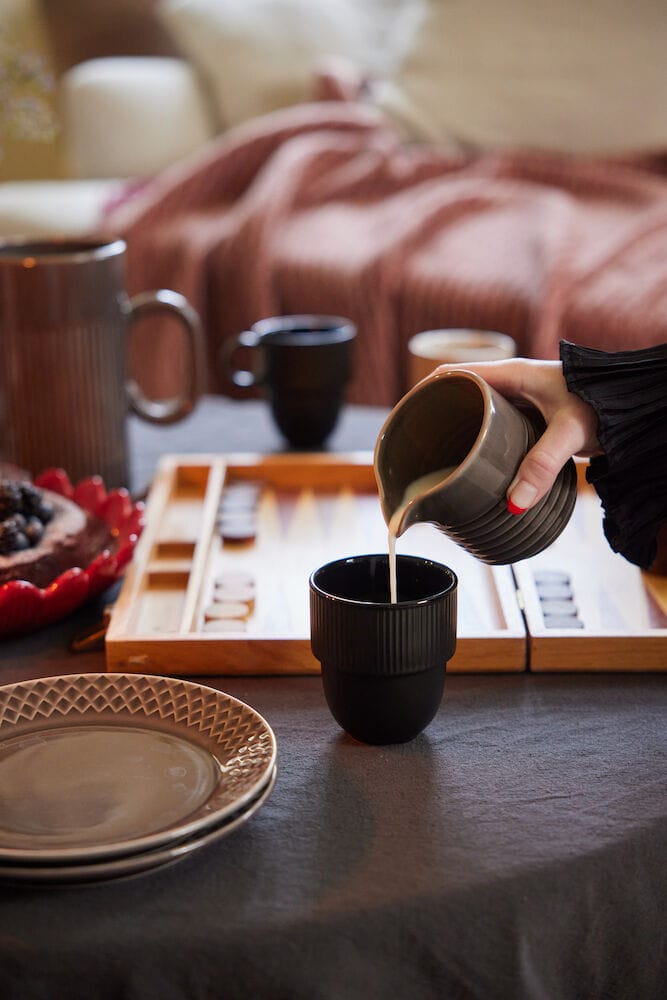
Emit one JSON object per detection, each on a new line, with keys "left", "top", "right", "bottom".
{"left": 0, "top": 480, "right": 112, "bottom": 589}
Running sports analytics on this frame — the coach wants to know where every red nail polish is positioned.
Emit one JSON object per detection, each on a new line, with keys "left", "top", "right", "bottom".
{"left": 507, "top": 499, "right": 526, "bottom": 515}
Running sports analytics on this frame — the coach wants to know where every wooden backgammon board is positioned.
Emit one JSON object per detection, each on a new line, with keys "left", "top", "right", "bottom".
{"left": 105, "top": 454, "right": 667, "bottom": 675}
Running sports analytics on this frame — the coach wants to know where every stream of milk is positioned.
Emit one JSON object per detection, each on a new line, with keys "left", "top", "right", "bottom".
{"left": 387, "top": 468, "right": 455, "bottom": 602}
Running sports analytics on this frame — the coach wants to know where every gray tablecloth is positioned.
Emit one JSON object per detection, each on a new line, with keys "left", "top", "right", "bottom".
{"left": 0, "top": 398, "right": 665, "bottom": 999}
{"left": 0, "top": 667, "right": 664, "bottom": 1000}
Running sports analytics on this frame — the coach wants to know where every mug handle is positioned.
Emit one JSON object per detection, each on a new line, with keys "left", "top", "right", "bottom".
{"left": 220, "top": 329, "right": 265, "bottom": 389}
{"left": 125, "top": 289, "right": 205, "bottom": 423}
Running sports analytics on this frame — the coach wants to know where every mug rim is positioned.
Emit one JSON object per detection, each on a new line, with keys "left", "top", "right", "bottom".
{"left": 0, "top": 237, "right": 126, "bottom": 264}
{"left": 408, "top": 328, "right": 516, "bottom": 361}
{"left": 251, "top": 314, "right": 356, "bottom": 343}
{"left": 309, "top": 553, "right": 458, "bottom": 608}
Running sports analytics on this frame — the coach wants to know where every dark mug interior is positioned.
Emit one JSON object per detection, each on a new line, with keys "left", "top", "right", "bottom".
{"left": 312, "top": 552, "right": 456, "bottom": 604}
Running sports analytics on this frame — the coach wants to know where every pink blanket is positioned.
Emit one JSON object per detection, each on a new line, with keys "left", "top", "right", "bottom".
{"left": 103, "top": 102, "right": 667, "bottom": 407}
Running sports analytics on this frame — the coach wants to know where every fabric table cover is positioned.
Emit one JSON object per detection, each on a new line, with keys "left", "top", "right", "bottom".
{"left": 0, "top": 397, "right": 664, "bottom": 999}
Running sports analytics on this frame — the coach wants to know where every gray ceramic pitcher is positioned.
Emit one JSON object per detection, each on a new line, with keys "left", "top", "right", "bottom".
{"left": 374, "top": 368, "right": 578, "bottom": 565}
{"left": 0, "top": 237, "right": 204, "bottom": 488}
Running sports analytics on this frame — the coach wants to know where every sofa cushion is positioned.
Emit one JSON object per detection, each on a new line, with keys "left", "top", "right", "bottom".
{"left": 156, "top": 0, "right": 422, "bottom": 127}
{"left": 61, "top": 57, "right": 217, "bottom": 178}
{"left": 156, "top": 0, "right": 666, "bottom": 154}
{"left": 392, "top": 0, "right": 667, "bottom": 154}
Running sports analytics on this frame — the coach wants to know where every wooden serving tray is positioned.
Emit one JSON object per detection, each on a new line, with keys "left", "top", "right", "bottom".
{"left": 105, "top": 453, "right": 526, "bottom": 675}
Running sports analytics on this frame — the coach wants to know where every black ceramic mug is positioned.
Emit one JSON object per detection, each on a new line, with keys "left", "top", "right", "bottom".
{"left": 310, "top": 554, "right": 458, "bottom": 744}
{"left": 222, "top": 315, "right": 356, "bottom": 447}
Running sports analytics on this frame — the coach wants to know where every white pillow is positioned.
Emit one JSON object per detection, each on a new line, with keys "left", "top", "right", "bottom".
{"left": 390, "top": 0, "right": 667, "bottom": 154}
{"left": 62, "top": 57, "right": 217, "bottom": 178}
{"left": 157, "top": 0, "right": 425, "bottom": 127}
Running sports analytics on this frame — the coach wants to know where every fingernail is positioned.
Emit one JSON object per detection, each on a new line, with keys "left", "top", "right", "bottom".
{"left": 507, "top": 480, "right": 538, "bottom": 514}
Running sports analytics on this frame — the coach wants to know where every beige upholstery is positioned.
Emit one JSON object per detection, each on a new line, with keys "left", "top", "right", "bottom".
{"left": 393, "top": 0, "right": 667, "bottom": 154}
{"left": 156, "top": 0, "right": 423, "bottom": 128}
{"left": 62, "top": 56, "right": 216, "bottom": 179}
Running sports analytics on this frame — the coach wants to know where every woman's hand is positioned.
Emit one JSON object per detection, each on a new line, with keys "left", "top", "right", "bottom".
{"left": 438, "top": 359, "right": 602, "bottom": 513}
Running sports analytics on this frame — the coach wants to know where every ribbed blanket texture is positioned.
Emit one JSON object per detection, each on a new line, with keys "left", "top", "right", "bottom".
{"left": 103, "top": 102, "right": 667, "bottom": 407}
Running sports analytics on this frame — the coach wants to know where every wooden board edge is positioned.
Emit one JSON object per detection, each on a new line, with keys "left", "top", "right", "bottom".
{"left": 160, "top": 451, "right": 378, "bottom": 490}
{"left": 105, "top": 633, "right": 528, "bottom": 675}
{"left": 105, "top": 457, "right": 182, "bottom": 638}
{"left": 450, "top": 634, "right": 527, "bottom": 673}
{"left": 105, "top": 635, "right": 322, "bottom": 676}
{"left": 528, "top": 633, "right": 667, "bottom": 672}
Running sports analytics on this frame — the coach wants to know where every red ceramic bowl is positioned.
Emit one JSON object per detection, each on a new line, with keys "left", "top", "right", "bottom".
{"left": 0, "top": 468, "right": 145, "bottom": 638}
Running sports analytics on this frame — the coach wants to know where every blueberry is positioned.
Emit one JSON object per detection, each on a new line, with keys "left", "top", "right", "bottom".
{"left": 0, "top": 483, "right": 22, "bottom": 521}
{"left": 24, "top": 516, "right": 44, "bottom": 545}
{"left": 37, "top": 500, "right": 54, "bottom": 524}
{"left": 19, "top": 484, "right": 44, "bottom": 517}
{"left": 0, "top": 480, "right": 54, "bottom": 547}
{"left": 0, "top": 518, "right": 27, "bottom": 555}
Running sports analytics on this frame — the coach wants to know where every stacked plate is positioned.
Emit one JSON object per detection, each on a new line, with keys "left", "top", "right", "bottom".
{"left": 0, "top": 673, "right": 277, "bottom": 885}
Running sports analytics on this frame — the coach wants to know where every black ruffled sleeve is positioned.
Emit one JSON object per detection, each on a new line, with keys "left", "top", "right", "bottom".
{"left": 560, "top": 340, "right": 667, "bottom": 571}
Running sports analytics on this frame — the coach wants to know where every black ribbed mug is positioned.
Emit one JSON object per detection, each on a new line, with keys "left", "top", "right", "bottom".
{"left": 309, "top": 554, "right": 457, "bottom": 745}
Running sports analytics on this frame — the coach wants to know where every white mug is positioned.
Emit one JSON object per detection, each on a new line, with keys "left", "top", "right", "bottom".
{"left": 408, "top": 329, "right": 516, "bottom": 386}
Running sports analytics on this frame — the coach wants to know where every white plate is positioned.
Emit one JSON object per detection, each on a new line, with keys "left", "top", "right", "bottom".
{"left": 0, "top": 767, "right": 276, "bottom": 885}
{"left": 0, "top": 673, "right": 276, "bottom": 864}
